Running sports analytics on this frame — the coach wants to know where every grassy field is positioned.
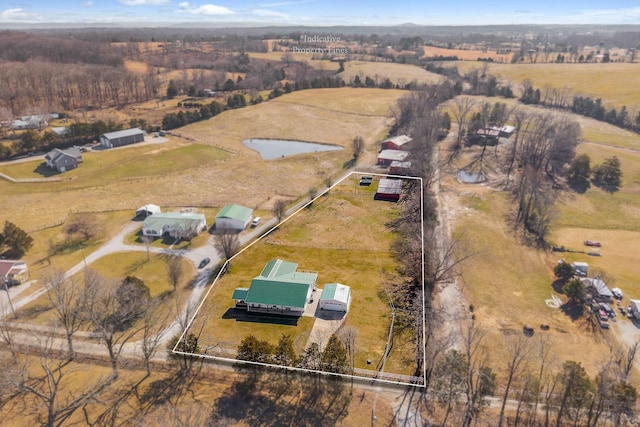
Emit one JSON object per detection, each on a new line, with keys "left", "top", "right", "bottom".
{"left": 422, "top": 45, "right": 514, "bottom": 62}
{"left": 192, "top": 178, "right": 418, "bottom": 375}
{"left": 454, "top": 62, "right": 640, "bottom": 108}
{"left": 1, "top": 88, "right": 403, "bottom": 234}
{"left": 338, "top": 61, "right": 444, "bottom": 86}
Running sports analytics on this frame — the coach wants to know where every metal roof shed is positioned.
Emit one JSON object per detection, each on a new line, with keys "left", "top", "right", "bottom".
{"left": 215, "top": 204, "right": 253, "bottom": 230}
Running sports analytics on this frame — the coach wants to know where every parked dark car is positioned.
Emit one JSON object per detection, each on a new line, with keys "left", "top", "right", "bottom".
{"left": 584, "top": 240, "right": 602, "bottom": 247}
{"left": 198, "top": 258, "right": 210, "bottom": 268}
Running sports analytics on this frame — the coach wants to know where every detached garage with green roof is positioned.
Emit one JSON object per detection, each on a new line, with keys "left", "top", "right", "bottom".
{"left": 215, "top": 204, "right": 253, "bottom": 231}
{"left": 232, "top": 259, "right": 318, "bottom": 316}
{"left": 319, "top": 283, "right": 351, "bottom": 312}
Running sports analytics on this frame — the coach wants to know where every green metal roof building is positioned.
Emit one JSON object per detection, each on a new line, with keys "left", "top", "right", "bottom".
{"left": 319, "top": 283, "right": 351, "bottom": 312}
{"left": 215, "top": 204, "right": 253, "bottom": 230}
{"left": 232, "top": 259, "right": 318, "bottom": 316}
{"left": 142, "top": 212, "right": 207, "bottom": 240}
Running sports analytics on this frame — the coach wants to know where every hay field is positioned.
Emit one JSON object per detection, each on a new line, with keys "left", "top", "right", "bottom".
{"left": 338, "top": 61, "right": 444, "bottom": 85}
{"left": 0, "top": 88, "right": 402, "bottom": 262}
{"left": 422, "top": 45, "right": 514, "bottom": 62}
{"left": 455, "top": 62, "right": 640, "bottom": 108}
{"left": 192, "top": 179, "right": 417, "bottom": 374}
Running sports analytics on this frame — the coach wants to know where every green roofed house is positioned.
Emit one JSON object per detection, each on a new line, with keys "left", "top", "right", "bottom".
{"left": 142, "top": 211, "right": 207, "bottom": 240}
{"left": 233, "top": 259, "right": 318, "bottom": 316}
{"left": 215, "top": 204, "right": 253, "bottom": 231}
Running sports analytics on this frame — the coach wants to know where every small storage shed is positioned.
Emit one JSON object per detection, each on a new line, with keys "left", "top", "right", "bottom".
{"left": 375, "top": 178, "right": 403, "bottom": 202}
{"left": 629, "top": 300, "right": 640, "bottom": 319}
{"left": 381, "top": 135, "right": 412, "bottom": 150}
{"left": 136, "top": 204, "right": 161, "bottom": 218}
{"left": 319, "top": 283, "right": 351, "bottom": 312}
{"left": 215, "top": 204, "right": 253, "bottom": 231}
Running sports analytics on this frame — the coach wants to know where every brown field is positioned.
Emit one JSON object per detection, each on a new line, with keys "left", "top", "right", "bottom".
{"left": 454, "top": 62, "right": 640, "bottom": 108}
{"left": 0, "top": 352, "right": 394, "bottom": 426}
{"left": 338, "top": 60, "right": 444, "bottom": 85}
{"left": 422, "top": 45, "right": 514, "bottom": 62}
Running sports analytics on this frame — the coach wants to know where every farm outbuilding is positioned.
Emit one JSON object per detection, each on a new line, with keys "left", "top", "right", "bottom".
{"left": 136, "top": 204, "right": 161, "bottom": 219}
{"left": 389, "top": 160, "right": 412, "bottom": 175}
{"left": 232, "top": 259, "right": 318, "bottom": 316}
{"left": 319, "top": 283, "right": 351, "bottom": 312}
{"left": 215, "top": 204, "right": 253, "bottom": 231}
{"left": 142, "top": 212, "right": 207, "bottom": 240}
{"left": 629, "top": 300, "right": 640, "bottom": 319}
{"left": 381, "top": 135, "right": 412, "bottom": 150}
{"left": 100, "top": 128, "right": 145, "bottom": 148}
{"left": 375, "top": 178, "right": 403, "bottom": 202}
{"left": 377, "top": 149, "right": 410, "bottom": 166}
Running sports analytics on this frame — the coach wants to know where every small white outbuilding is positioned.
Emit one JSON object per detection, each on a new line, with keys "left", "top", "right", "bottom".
{"left": 319, "top": 283, "right": 351, "bottom": 312}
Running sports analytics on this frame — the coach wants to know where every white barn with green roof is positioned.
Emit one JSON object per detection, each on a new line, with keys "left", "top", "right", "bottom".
{"left": 215, "top": 204, "right": 253, "bottom": 231}
{"left": 232, "top": 259, "right": 317, "bottom": 316}
{"left": 142, "top": 212, "right": 207, "bottom": 240}
{"left": 319, "top": 283, "right": 351, "bottom": 312}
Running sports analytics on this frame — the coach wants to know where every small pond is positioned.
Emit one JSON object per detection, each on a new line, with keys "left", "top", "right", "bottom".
{"left": 243, "top": 138, "right": 343, "bottom": 160}
{"left": 456, "top": 170, "right": 486, "bottom": 183}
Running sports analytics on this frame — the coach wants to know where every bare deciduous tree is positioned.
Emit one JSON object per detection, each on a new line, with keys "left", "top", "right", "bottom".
{"left": 272, "top": 199, "right": 287, "bottom": 223}
{"left": 44, "top": 269, "right": 92, "bottom": 360}
{"left": 166, "top": 255, "right": 184, "bottom": 292}
{"left": 63, "top": 213, "right": 101, "bottom": 242}
{"left": 498, "top": 334, "right": 531, "bottom": 427}
{"left": 212, "top": 228, "right": 240, "bottom": 260}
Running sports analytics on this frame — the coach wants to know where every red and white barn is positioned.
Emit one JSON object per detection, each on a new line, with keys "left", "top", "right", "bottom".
{"left": 381, "top": 135, "right": 412, "bottom": 150}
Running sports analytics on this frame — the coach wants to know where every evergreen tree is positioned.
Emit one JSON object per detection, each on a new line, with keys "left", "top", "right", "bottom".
{"left": 0, "top": 221, "right": 33, "bottom": 258}
{"left": 321, "top": 334, "right": 348, "bottom": 373}
{"left": 593, "top": 156, "right": 622, "bottom": 192}
{"left": 563, "top": 278, "right": 585, "bottom": 304}
{"left": 554, "top": 262, "right": 575, "bottom": 280}
{"left": 274, "top": 334, "right": 297, "bottom": 366}
{"left": 166, "top": 80, "right": 178, "bottom": 99}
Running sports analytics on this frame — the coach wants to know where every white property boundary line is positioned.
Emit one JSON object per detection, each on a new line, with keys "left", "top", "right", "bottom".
{"left": 174, "top": 171, "right": 426, "bottom": 388}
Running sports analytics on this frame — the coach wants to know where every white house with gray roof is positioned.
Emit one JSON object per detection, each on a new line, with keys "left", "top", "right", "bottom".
{"left": 142, "top": 212, "right": 207, "bottom": 240}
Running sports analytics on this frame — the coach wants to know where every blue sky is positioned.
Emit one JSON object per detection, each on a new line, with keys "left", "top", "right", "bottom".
{"left": 1, "top": 0, "right": 640, "bottom": 26}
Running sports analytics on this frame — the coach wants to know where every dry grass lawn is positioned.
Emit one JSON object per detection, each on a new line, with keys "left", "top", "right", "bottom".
{"left": 338, "top": 61, "right": 445, "bottom": 85}
{"left": 192, "top": 178, "right": 418, "bottom": 375}
{"left": 455, "top": 62, "right": 640, "bottom": 108}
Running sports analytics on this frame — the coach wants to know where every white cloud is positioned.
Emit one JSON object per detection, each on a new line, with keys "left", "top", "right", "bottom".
{"left": 260, "top": 0, "right": 315, "bottom": 7}
{"left": 177, "top": 2, "right": 235, "bottom": 15}
{"left": 119, "top": 0, "right": 170, "bottom": 6}
{"left": 85, "top": 0, "right": 94, "bottom": 6}
{"left": 573, "top": 6, "right": 640, "bottom": 22}
{"left": 251, "top": 8, "right": 291, "bottom": 20}
{"left": 0, "top": 8, "right": 41, "bottom": 21}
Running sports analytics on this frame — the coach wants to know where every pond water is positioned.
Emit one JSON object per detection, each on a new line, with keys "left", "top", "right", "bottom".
{"left": 242, "top": 138, "right": 343, "bottom": 160}
{"left": 456, "top": 170, "right": 486, "bottom": 183}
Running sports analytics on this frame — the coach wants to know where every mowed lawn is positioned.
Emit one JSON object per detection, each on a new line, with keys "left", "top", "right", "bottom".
{"left": 455, "top": 62, "right": 640, "bottom": 109}
{"left": 192, "top": 180, "right": 418, "bottom": 375}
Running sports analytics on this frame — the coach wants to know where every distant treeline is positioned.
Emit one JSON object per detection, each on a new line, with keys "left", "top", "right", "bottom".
{"left": 520, "top": 83, "right": 640, "bottom": 133}
{"left": 0, "top": 31, "right": 124, "bottom": 66}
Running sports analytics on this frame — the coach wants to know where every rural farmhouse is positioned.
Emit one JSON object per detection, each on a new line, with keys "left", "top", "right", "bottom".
{"left": 215, "top": 204, "right": 253, "bottom": 231}
{"left": 99, "top": 127, "right": 145, "bottom": 149}
{"left": 318, "top": 283, "right": 351, "bottom": 312}
{"left": 0, "top": 260, "right": 29, "bottom": 286}
{"left": 142, "top": 212, "right": 207, "bottom": 240}
{"left": 581, "top": 276, "right": 614, "bottom": 302}
{"left": 232, "top": 259, "right": 318, "bottom": 316}
{"left": 44, "top": 147, "right": 83, "bottom": 173}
